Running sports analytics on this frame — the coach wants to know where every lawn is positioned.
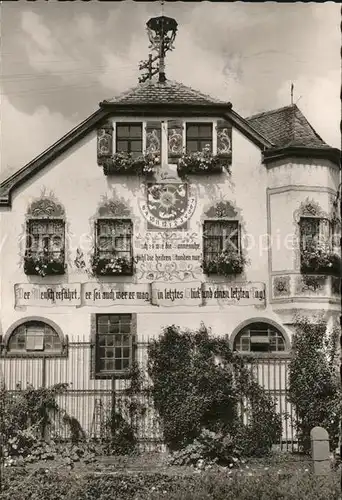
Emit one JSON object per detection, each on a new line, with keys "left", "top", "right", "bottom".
{"left": 1, "top": 452, "right": 340, "bottom": 500}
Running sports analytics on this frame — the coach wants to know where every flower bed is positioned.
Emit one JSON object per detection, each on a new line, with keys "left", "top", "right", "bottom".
{"left": 103, "top": 152, "right": 159, "bottom": 176}
{"left": 300, "top": 245, "right": 341, "bottom": 276}
{"left": 177, "top": 148, "right": 224, "bottom": 177}
{"left": 202, "top": 251, "right": 246, "bottom": 276}
{"left": 90, "top": 254, "right": 133, "bottom": 276}
{"left": 24, "top": 251, "right": 66, "bottom": 277}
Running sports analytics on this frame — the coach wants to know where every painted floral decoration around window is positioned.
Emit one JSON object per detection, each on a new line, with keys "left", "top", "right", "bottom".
{"left": 102, "top": 151, "right": 160, "bottom": 176}
{"left": 177, "top": 145, "right": 226, "bottom": 177}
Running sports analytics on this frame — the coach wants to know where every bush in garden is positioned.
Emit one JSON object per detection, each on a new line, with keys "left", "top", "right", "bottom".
{"left": 147, "top": 323, "right": 282, "bottom": 458}
{"left": 0, "top": 382, "right": 88, "bottom": 465}
{"left": 101, "top": 362, "right": 147, "bottom": 455}
{"left": 288, "top": 314, "right": 341, "bottom": 452}
{"left": 168, "top": 428, "right": 240, "bottom": 467}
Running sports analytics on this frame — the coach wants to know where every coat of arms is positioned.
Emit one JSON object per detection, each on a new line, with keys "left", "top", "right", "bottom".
{"left": 139, "top": 183, "right": 197, "bottom": 229}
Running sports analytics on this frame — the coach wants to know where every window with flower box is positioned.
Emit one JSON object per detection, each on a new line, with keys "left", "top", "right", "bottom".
{"left": 6, "top": 321, "right": 64, "bottom": 356}
{"left": 116, "top": 123, "right": 143, "bottom": 158}
{"left": 24, "top": 219, "right": 65, "bottom": 276}
{"left": 202, "top": 220, "right": 245, "bottom": 275}
{"left": 234, "top": 323, "right": 286, "bottom": 353}
{"left": 299, "top": 217, "right": 340, "bottom": 275}
{"left": 91, "top": 219, "right": 133, "bottom": 276}
{"left": 186, "top": 123, "right": 213, "bottom": 153}
{"left": 95, "top": 314, "right": 133, "bottom": 377}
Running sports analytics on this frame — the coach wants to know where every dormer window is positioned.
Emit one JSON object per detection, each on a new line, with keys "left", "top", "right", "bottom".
{"left": 186, "top": 123, "right": 213, "bottom": 153}
{"left": 116, "top": 123, "right": 142, "bottom": 158}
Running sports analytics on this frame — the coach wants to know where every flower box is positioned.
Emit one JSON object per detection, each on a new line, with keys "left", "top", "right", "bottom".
{"left": 177, "top": 149, "right": 225, "bottom": 177}
{"left": 103, "top": 152, "right": 159, "bottom": 176}
{"left": 300, "top": 246, "right": 341, "bottom": 276}
{"left": 202, "top": 251, "right": 246, "bottom": 276}
{"left": 24, "top": 251, "right": 66, "bottom": 277}
{"left": 91, "top": 254, "right": 134, "bottom": 276}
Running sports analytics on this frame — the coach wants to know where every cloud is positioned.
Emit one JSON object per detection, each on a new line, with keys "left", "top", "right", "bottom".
{"left": 1, "top": 1, "right": 340, "bottom": 175}
{"left": 0, "top": 96, "right": 75, "bottom": 180}
{"left": 277, "top": 71, "right": 341, "bottom": 149}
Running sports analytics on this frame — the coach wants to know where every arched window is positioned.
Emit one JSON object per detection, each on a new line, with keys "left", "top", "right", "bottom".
{"left": 7, "top": 321, "right": 63, "bottom": 354}
{"left": 233, "top": 322, "right": 286, "bottom": 353}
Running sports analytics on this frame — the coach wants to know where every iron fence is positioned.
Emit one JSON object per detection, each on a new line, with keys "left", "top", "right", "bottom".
{"left": 0, "top": 336, "right": 298, "bottom": 452}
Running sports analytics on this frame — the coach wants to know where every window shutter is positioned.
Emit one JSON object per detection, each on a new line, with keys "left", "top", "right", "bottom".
{"left": 216, "top": 120, "right": 232, "bottom": 158}
{"left": 168, "top": 120, "right": 184, "bottom": 159}
{"left": 94, "top": 220, "right": 99, "bottom": 254}
{"left": 97, "top": 121, "right": 113, "bottom": 166}
{"left": 145, "top": 121, "right": 161, "bottom": 154}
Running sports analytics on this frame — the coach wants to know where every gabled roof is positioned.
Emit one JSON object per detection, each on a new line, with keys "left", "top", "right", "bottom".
{"left": 0, "top": 88, "right": 339, "bottom": 208}
{"left": 246, "top": 104, "right": 329, "bottom": 149}
{"left": 101, "top": 79, "right": 229, "bottom": 106}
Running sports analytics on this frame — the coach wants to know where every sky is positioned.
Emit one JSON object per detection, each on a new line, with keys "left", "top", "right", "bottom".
{"left": 0, "top": 1, "right": 340, "bottom": 180}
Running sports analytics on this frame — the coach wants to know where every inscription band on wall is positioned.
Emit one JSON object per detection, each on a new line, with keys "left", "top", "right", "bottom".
{"left": 14, "top": 282, "right": 266, "bottom": 309}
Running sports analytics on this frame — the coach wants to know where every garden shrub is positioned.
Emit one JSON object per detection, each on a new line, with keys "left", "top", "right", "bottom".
{"left": 101, "top": 362, "right": 146, "bottom": 455}
{"left": 168, "top": 428, "right": 240, "bottom": 467}
{"left": 0, "top": 382, "right": 87, "bottom": 463}
{"left": 288, "top": 314, "right": 341, "bottom": 452}
{"left": 147, "top": 323, "right": 282, "bottom": 458}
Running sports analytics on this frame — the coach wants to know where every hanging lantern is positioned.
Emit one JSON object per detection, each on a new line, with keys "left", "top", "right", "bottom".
{"left": 146, "top": 16, "right": 178, "bottom": 54}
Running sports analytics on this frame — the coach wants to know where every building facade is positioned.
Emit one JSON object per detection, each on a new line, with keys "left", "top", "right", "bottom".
{"left": 0, "top": 59, "right": 340, "bottom": 446}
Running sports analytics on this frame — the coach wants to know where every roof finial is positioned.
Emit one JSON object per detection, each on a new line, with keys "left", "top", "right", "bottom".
{"left": 138, "top": 12, "right": 178, "bottom": 84}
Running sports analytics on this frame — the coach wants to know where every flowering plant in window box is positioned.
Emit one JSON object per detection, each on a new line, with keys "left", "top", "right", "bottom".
{"left": 24, "top": 250, "right": 66, "bottom": 277}
{"left": 202, "top": 249, "right": 247, "bottom": 276}
{"left": 103, "top": 152, "right": 159, "bottom": 176}
{"left": 91, "top": 254, "right": 133, "bottom": 276}
{"left": 177, "top": 146, "right": 226, "bottom": 177}
{"left": 300, "top": 243, "right": 341, "bottom": 276}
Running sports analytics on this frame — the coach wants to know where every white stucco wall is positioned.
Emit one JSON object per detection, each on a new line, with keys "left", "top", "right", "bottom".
{"left": 0, "top": 118, "right": 340, "bottom": 346}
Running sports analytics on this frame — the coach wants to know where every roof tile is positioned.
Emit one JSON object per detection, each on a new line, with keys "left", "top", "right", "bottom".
{"left": 246, "top": 105, "right": 329, "bottom": 148}
{"left": 101, "top": 79, "right": 229, "bottom": 106}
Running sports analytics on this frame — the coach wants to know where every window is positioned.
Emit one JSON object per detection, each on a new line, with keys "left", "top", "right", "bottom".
{"left": 96, "top": 219, "right": 132, "bottom": 261}
{"left": 116, "top": 123, "right": 142, "bottom": 157}
{"left": 299, "top": 217, "right": 330, "bottom": 251}
{"left": 186, "top": 123, "right": 213, "bottom": 153}
{"left": 26, "top": 219, "right": 65, "bottom": 259}
{"left": 24, "top": 219, "right": 65, "bottom": 276}
{"left": 96, "top": 314, "right": 133, "bottom": 376}
{"left": 234, "top": 323, "right": 286, "bottom": 353}
{"left": 203, "top": 220, "right": 240, "bottom": 264}
{"left": 7, "top": 321, "right": 63, "bottom": 354}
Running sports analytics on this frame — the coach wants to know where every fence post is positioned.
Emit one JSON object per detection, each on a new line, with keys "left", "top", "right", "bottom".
{"left": 310, "top": 426, "right": 331, "bottom": 475}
